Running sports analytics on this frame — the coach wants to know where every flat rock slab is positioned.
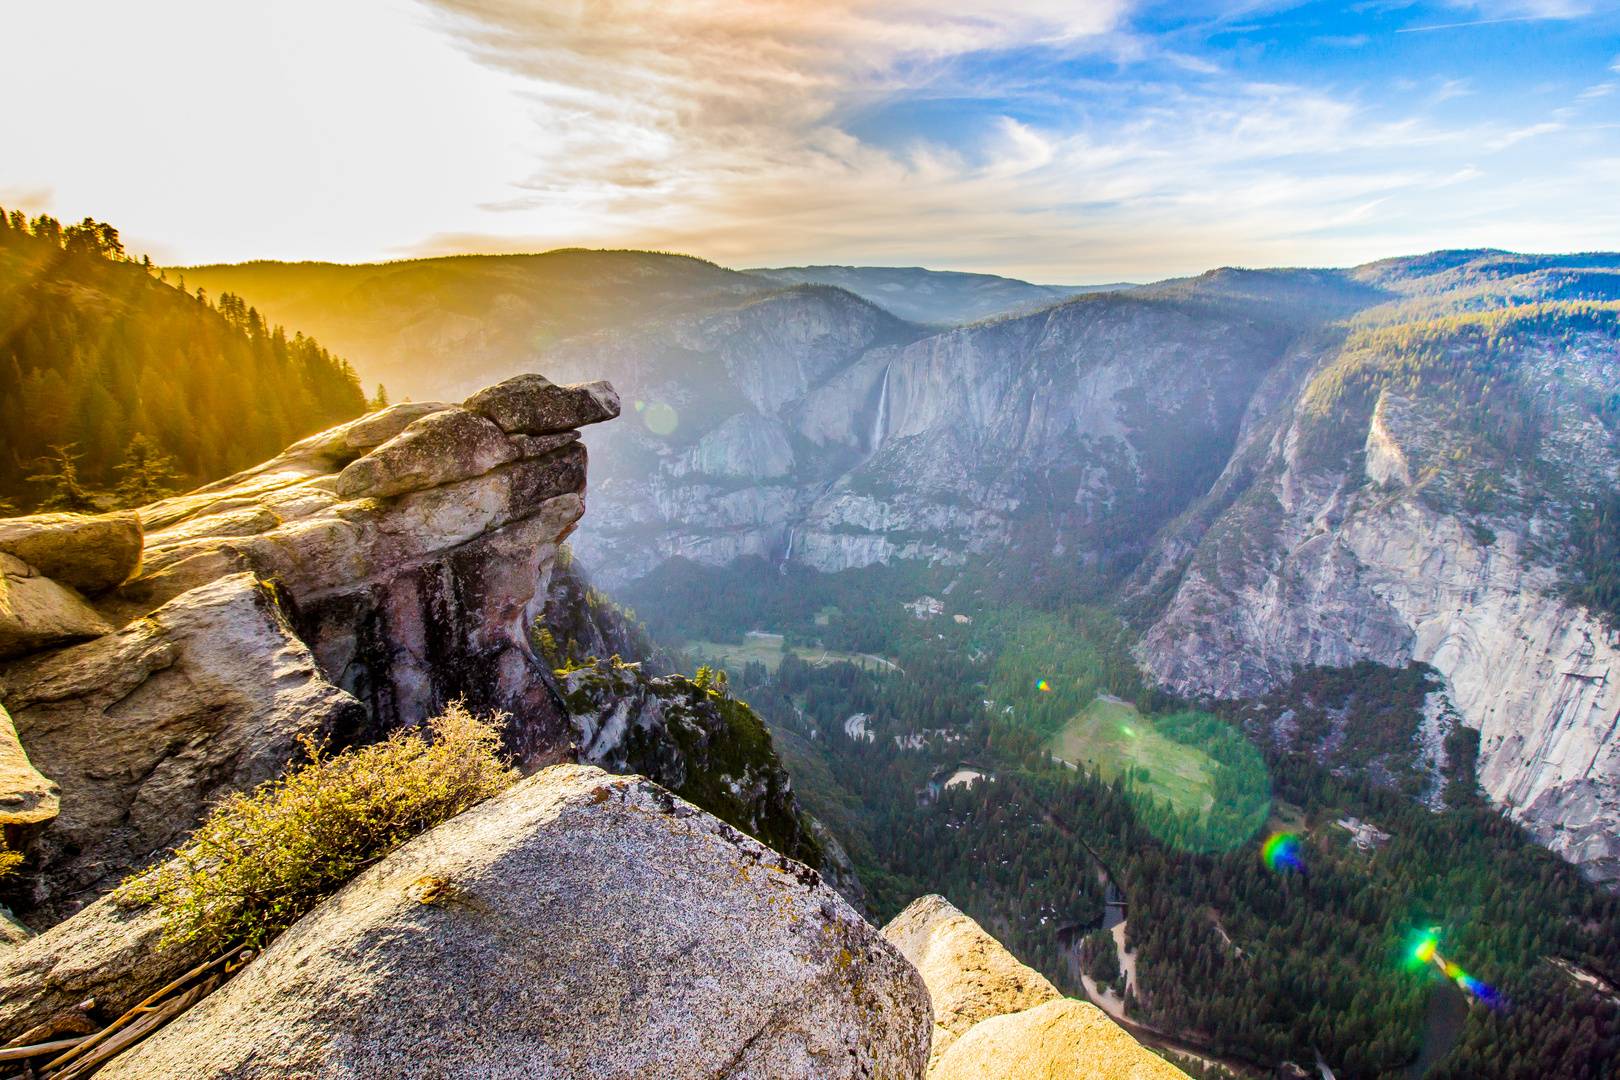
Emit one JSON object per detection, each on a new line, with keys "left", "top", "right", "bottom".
{"left": 0, "top": 512, "right": 143, "bottom": 595}
{"left": 106, "top": 765, "right": 932, "bottom": 1080}
{"left": 0, "top": 890, "right": 210, "bottom": 1035}
{"left": 333, "top": 406, "right": 520, "bottom": 500}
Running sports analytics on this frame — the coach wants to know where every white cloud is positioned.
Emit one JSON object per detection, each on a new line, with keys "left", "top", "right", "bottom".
{"left": 1487, "top": 121, "right": 1564, "bottom": 149}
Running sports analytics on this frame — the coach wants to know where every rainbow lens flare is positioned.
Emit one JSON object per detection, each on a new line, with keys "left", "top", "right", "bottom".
{"left": 1405, "top": 929, "right": 1499, "bottom": 1005}
{"left": 1262, "top": 831, "right": 1304, "bottom": 871}
{"left": 1036, "top": 679, "right": 1051, "bottom": 691}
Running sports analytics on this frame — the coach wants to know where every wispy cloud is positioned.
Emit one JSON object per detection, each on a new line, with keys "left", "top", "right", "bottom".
{"left": 401, "top": 0, "right": 1620, "bottom": 278}
{"left": 1486, "top": 121, "right": 1564, "bottom": 149}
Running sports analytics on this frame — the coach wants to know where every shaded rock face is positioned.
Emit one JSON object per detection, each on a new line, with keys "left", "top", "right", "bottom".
{"left": 0, "top": 375, "right": 619, "bottom": 929}
{"left": 0, "top": 574, "right": 364, "bottom": 924}
{"left": 104, "top": 765, "right": 932, "bottom": 1080}
{"left": 1133, "top": 329, "right": 1620, "bottom": 887}
{"left": 0, "top": 702, "right": 58, "bottom": 852}
{"left": 555, "top": 657, "right": 819, "bottom": 868}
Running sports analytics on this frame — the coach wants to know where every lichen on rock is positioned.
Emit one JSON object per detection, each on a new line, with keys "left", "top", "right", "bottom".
{"left": 557, "top": 656, "right": 821, "bottom": 868}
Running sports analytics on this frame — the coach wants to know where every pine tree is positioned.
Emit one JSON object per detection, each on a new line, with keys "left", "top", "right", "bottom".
{"left": 26, "top": 444, "right": 102, "bottom": 512}
{"left": 112, "top": 433, "right": 183, "bottom": 507}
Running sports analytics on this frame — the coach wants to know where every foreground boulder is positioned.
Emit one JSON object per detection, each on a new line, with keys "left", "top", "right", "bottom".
{"left": 882, "top": 894, "right": 1060, "bottom": 1063}
{"left": 0, "top": 511, "right": 143, "bottom": 595}
{"left": 104, "top": 765, "right": 932, "bottom": 1079}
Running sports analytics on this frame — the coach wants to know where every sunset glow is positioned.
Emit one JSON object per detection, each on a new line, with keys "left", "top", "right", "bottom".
{"left": 3, "top": 2, "right": 1618, "bottom": 278}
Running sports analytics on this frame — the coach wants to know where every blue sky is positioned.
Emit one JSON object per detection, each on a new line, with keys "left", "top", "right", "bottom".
{"left": 0, "top": 0, "right": 1615, "bottom": 279}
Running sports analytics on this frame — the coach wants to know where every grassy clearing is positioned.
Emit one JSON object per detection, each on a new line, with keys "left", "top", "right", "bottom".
{"left": 1046, "top": 697, "right": 1217, "bottom": 816}
{"left": 684, "top": 637, "right": 896, "bottom": 675}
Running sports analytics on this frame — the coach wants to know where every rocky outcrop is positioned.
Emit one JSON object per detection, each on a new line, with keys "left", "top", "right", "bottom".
{"left": 0, "top": 574, "right": 365, "bottom": 923}
{"left": 0, "top": 512, "right": 143, "bottom": 595}
{"left": 930, "top": 998, "right": 1188, "bottom": 1080}
{"left": 882, "top": 895, "right": 1061, "bottom": 1065}
{"left": 0, "top": 553, "right": 112, "bottom": 659}
{"left": 881, "top": 895, "right": 1182, "bottom": 1078}
{"left": 103, "top": 765, "right": 932, "bottom": 1080}
{"left": 555, "top": 656, "right": 819, "bottom": 867}
{"left": 110, "top": 388, "right": 601, "bottom": 759}
{"left": 0, "top": 375, "right": 622, "bottom": 929}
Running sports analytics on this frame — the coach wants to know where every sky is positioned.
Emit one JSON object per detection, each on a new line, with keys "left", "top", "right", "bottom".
{"left": 1, "top": 0, "right": 1617, "bottom": 281}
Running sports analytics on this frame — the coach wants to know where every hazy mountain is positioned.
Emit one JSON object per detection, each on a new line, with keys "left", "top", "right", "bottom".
{"left": 177, "top": 251, "right": 766, "bottom": 402}
{"left": 745, "top": 264, "right": 1131, "bottom": 325}
{"left": 177, "top": 253, "right": 1112, "bottom": 402}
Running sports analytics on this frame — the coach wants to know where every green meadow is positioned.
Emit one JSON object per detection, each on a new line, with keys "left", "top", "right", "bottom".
{"left": 684, "top": 636, "right": 896, "bottom": 676}
{"left": 1046, "top": 697, "right": 1217, "bottom": 816}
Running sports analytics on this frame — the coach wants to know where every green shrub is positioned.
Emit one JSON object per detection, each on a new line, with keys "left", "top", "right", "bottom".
{"left": 117, "top": 701, "right": 517, "bottom": 949}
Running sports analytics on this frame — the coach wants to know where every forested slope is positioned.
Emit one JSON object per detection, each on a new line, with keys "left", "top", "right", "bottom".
{"left": 0, "top": 210, "right": 366, "bottom": 510}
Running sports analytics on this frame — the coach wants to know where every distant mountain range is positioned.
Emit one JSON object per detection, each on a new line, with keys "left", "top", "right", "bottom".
{"left": 744, "top": 265, "right": 1131, "bottom": 325}
{"left": 178, "top": 247, "right": 1620, "bottom": 887}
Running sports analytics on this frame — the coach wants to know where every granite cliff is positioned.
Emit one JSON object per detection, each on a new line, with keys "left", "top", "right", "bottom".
{"left": 1133, "top": 260, "right": 1620, "bottom": 887}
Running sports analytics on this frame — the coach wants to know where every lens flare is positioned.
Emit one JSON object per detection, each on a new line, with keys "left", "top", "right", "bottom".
{"left": 1262, "top": 831, "right": 1304, "bottom": 871}
{"left": 643, "top": 402, "right": 678, "bottom": 435}
{"left": 1405, "top": 929, "right": 1499, "bottom": 1005}
{"left": 1036, "top": 679, "right": 1051, "bottom": 691}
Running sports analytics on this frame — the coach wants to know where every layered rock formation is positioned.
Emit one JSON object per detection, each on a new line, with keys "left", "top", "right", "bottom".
{"left": 0, "top": 374, "right": 630, "bottom": 928}
{"left": 881, "top": 895, "right": 1184, "bottom": 1078}
{"left": 102, "top": 765, "right": 932, "bottom": 1080}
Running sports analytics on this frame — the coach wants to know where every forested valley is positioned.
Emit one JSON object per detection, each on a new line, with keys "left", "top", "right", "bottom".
{"left": 0, "top": 210, "right": 368, "bottom": 512}
{"left": 614, "top": 554, "right": 1620, "bottom": 1079}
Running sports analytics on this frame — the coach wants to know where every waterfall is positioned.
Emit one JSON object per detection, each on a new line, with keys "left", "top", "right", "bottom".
{"left": 869, "top": 365, "right": 891, "bottom": 457}
{"left": 779, "top": 526, "right": 794, "bottom": 575}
